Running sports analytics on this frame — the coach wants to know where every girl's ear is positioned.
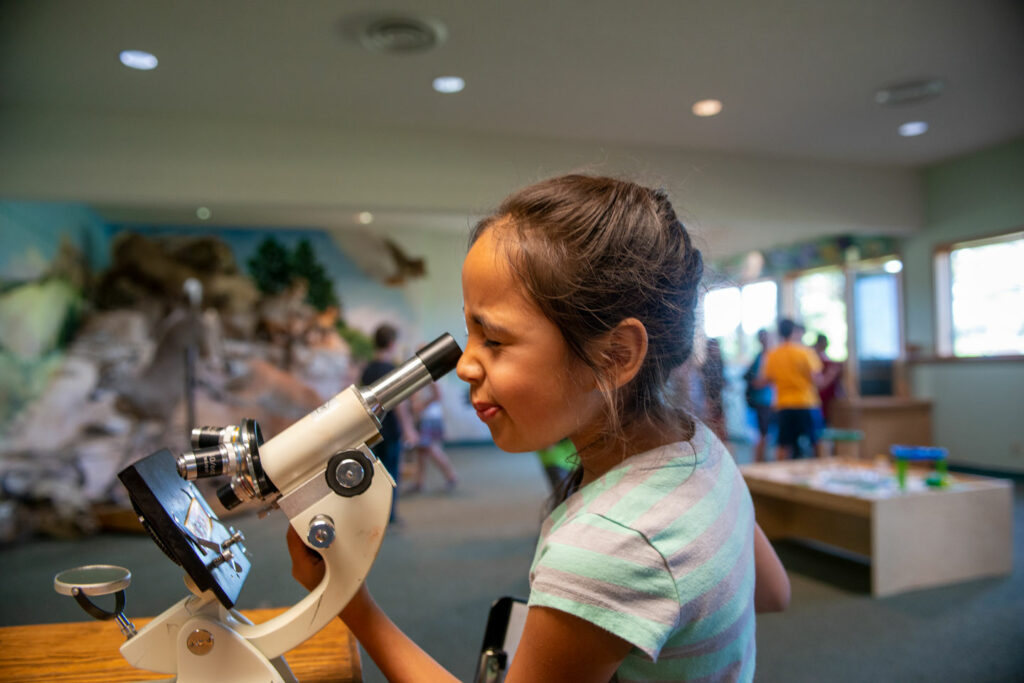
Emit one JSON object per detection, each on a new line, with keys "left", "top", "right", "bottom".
{"left": 603, "top": 317, "right": 648, "bottom": 389}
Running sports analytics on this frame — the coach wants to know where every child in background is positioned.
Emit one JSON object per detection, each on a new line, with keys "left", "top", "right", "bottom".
{"left": 407, "top": 382, "right": 459, "bottom": 493}
{"left": 535, "top": 438, "right": 577, "bottom": 493}
{"left": 360, "top": 323, "right": 418, "bottom": 524}
{"left": 289, "top": 175, "right": 790, "bottom": 682}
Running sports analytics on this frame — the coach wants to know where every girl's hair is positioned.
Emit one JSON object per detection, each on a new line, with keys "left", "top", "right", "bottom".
{"left": 470, "top": 174, "right": 704, "bottom": 459}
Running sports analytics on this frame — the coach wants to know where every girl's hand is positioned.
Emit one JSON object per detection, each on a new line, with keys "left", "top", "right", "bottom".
{"left": 286, "top": 525, "right": 325, "bottom": 591}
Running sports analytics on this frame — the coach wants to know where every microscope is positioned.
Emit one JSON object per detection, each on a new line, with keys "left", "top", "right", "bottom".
{"left": 54, "top": 333, "right": 462, "bottom": 682}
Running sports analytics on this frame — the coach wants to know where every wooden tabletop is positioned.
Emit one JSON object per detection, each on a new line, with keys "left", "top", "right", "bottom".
{"left": 0, "top": 606, "right": 361, "bottom": 682}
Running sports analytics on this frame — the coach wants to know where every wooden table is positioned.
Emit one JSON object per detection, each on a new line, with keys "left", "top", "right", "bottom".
{"left": 0, "top": 607, "right": 361, "bottom": 682}
{"left": 741, "top": 458, "right": 1013, "bottom": 597}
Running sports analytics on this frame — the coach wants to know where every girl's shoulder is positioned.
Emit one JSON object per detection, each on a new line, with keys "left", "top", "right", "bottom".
{"left": 557, "top": 425, "right": 725, "bottom": 514}
{"left": 619, "top": 423, "right": 722, "bottom": 474}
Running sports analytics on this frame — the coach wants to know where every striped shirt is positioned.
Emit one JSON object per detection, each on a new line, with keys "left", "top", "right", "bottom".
{"left": 528, "top": 424, "right": 756, "bottom": 682}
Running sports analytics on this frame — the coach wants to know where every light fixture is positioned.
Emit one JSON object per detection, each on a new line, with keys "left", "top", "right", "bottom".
{"left": 119, "top": 50, "right": 158, "bottom": 71}
{"left": 432, "top": 76, "right": 465, "bottom": 94}
{"left": 353, "top": 15, "right": 448, "bottom": 54}
{"left": 196, "top": 207, "right": 211, "bottom": 220}
{"left": 898, "top": 121, "right": 929, "bottom": 137}
{"left": 691, "top": 99, "right": 722, "bottom": 117}
{"left": 357, "top": 212, "right": 374, "bottom": 225}
{"left": 883, "top": 259, "right": 903, "bottom": 274}
{"left": 874, "top": 79, "right": 945, "bottom": 107}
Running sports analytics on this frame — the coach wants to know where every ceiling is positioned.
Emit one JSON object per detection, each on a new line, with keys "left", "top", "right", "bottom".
{"left": 1, "top": 0, "right": 1022, "bottom": 243}
{"left": 3, "top": 0, "right": 1023, "bottom": 166}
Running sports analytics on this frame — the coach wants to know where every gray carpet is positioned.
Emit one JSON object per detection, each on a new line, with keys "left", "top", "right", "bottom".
{"left": 2, "top": 443, "right": 1022, "bottom": 682}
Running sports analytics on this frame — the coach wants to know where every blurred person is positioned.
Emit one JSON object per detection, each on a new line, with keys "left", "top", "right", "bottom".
{"left": 743, "top": 329, "right": 775, "bottom": 462}
{"left": 700, "top": 338, "right": 728, "bottom": 442}
{"left": 360, "top": 323, "right": 418, "bottom": 525}
{"left": 407, "top": 382, "right": 459, "bottom": 493}
{"left": 535, "top": 438, "right": 577, "bottom": 493}
{"left": 813, "top": 333, "right": 844, "bottom": 426}
{"left": 759, "top": 318, "right": 822, "bottom": 459}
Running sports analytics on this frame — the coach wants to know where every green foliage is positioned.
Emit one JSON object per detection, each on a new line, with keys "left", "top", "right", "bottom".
{"left": 291, "top": 239, "right": 339, "bottom": 311}
{"left": 336, "top": 323, "right": 374, "bottom": 363}
{"left": 247, "top": 237, "right": 292, "bottom": 296}
{"left": 247, "top": 236, "right": 339, "bottom": 311}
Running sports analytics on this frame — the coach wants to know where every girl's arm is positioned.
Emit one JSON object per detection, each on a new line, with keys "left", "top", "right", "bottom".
{"left": 287, "top": 527, "right": 632, "bottom": 682}
{"left": 345, "top": 590, "right": 633, "bottom": 683}
{"left": 505, "top": 605, "right": 632, "bottom": 682}
{"left": 753, "top": 522, "right": 791, "bottom": 613}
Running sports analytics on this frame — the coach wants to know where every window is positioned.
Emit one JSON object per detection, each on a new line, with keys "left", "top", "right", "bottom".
{"left": 936, "top": 231, "right": 1024, "bottom": 357}
{"left": 792, "top": 267, "right": 847, "bottom": 361}
{"left": 703, "top": 280, "right": 778, "bottom": 363}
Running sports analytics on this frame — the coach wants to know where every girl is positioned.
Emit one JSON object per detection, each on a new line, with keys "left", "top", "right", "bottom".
{"left": 288, "top": 174, "right": 790, "bottom": 682}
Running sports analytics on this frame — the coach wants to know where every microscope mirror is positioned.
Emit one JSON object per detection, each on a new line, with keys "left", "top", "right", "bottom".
{"left": 54, "top": 564, "right": 132, "bottom": 597}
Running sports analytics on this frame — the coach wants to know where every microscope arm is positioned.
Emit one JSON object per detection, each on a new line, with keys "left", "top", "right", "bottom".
{"left": 231, "top": 453, "right": 393, "bottom": 658}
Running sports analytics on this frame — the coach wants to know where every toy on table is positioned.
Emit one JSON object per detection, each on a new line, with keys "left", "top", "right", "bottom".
{"left": 889, "top": 445, "right": 949, "bottom": 490}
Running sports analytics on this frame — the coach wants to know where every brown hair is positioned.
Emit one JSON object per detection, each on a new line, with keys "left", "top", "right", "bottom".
{"left": 471, "top": 174, "right": 704, "bottom": 451}
{"left": 372, "top": 323, "right": 397, "bottom": 350}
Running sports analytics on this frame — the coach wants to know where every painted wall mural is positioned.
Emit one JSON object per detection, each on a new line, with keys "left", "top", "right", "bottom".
{"left": 0, "top": 201, "right": 445, "bottom": 542}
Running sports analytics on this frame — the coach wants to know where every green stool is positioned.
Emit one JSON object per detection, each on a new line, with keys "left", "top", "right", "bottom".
{"left": 817, "top": 428, "right": 865, "bottom": 459}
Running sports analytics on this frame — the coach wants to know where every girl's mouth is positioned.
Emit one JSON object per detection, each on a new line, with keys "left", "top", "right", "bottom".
{"left": 472, "top": 401, "right": 501, "bottom": 422}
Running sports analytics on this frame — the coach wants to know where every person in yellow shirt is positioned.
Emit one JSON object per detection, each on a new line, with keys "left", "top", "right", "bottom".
{"left": 759, "top": 318, "right": 822, "bottom": 460}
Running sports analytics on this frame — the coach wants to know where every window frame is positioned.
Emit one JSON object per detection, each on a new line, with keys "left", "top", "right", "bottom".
{"left": 779, "top": 253, "right": 906, "bottom": 397}
{"left": 933, "top": 228, "right": 1024, "bottom": 361}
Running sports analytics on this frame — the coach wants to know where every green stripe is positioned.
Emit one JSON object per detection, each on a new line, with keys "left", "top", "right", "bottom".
{"left": 664, "top": 542, "right": 755, "bottom": 647}
{"left": 579, "top": 465, "right": 629, "bottom": 508}
{"left": 673, "top": 500, "right": 753, "bottom": 611}
{"left": 620, "top": 614, "right": 755, "bottom": 680}
{"left": 538, "top": 542, "right": 667, "bottom": 588}
{"left": 529, "top": 589, "right": 667, "bottom": 656}
{"left": 658, "top": 454, "right": 737, "bottom": 557}
{"left": 605, "top": 457, "right": 699, "bottom": 526}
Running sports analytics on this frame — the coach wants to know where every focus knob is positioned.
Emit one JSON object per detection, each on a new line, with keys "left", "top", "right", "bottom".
{"left": 307, "top": 515, "right": 336, "bottom": 549}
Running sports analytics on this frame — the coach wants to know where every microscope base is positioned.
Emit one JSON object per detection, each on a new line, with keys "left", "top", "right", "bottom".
{"left": 120, "top": 592, "right": 296, "bottom": 682}
{"left": 174, "top": 615, "right": 296, "bottom": 683}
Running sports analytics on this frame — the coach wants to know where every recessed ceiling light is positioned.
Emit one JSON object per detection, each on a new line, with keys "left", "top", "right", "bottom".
{"left": 883, "top": 259, "right": 903, "bottom": 274}
{"left": 358, "top": 211, "right": 374, "bottom": 225}
{"left": 691, "top": 99, "right": 722, "bottom": 117}
{"left": 196, "top": 207, "right": 211, "bottom": 220}
{"left": 898, "top": 121, "right": 929, "bottom": 137}
{"left": 119, "top": 49, "right": 158, "bottom": 71}
{"left": 432, "top": 76, "right": 465, "bottom": 94}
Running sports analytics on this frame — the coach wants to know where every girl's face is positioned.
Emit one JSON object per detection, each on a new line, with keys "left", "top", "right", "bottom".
{"left": 457, "top": 226, "right": 605, "bottom": 453}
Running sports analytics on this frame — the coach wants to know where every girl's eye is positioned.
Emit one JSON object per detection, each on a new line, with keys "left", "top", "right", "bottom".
{"left": 483, "top": 338, "right": 501, "bottom": 348}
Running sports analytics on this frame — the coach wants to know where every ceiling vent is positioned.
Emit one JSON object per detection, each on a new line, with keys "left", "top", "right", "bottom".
{"left": 352, "top": 15, "right": 448, "bottom": 54}
{"left": 874, "top": 79, "right": 945, "bottom": 107}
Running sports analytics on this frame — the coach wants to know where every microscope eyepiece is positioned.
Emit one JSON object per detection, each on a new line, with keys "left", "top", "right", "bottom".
{"left": 415, "top": 333, "right": 463, "bottom": 381}
{"left": 360, "top": 334, "right": 463, "bottom": 416}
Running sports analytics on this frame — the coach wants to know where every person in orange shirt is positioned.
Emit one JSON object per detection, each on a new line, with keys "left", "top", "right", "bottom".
{"left": 759, "top": 318, "right": 822, "bottom": 460}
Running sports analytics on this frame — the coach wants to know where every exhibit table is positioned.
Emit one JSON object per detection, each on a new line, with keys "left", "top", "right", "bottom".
{"left": 741, "top": 458, "right": 1013, "bottom": 597}
{"left": 0, "top": 606, "right": 361, "bottom": 682}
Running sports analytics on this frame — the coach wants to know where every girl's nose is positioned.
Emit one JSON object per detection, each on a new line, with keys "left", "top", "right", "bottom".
{"left": 456, "top": 348, "right": 481, "bottom": 384}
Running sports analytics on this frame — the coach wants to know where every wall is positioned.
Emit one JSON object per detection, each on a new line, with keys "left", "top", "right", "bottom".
{"left": 377, "top": 225, "right": 489, "bottom": 442}
{"left": 904, "top": 138, "right": 1024, "bottom": 472}
{"left": 0, "top": 201, "right": 109, "bottom": 280}
{"left": 0, "top": 107, "right": 923, "bottom": 261}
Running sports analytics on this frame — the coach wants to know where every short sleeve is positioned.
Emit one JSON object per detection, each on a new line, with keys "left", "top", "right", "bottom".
{"left": 528, "top": 512, "right": 680, "bottom": 660}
